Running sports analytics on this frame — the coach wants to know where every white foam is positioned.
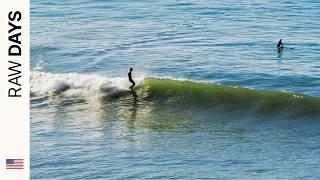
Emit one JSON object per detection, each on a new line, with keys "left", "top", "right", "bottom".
{"left": 31, "top": 71, "right": 144, "bottom": 97}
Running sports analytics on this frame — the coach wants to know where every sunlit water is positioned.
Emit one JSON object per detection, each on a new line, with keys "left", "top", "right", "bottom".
{"left": 31, "top": 0, "right": 320, "bottom": 179}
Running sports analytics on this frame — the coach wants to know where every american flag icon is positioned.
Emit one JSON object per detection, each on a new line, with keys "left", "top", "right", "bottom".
{"left": 6, "top": 159, "right": 24, "bottom": 169}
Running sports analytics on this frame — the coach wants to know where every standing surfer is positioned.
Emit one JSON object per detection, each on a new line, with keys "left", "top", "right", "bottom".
{"left": 277, "top": 39, "right": 284, "bottom": 49}
{"left": 128, "top": 68, "right": 135, "bottom": 91}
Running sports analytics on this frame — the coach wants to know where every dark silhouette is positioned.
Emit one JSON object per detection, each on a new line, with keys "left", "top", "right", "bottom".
{"left": 277, "top": 39, "right": 284, "bottom": 49}
{"left": 128, "top": 68, "right": 135, "bottom": 91}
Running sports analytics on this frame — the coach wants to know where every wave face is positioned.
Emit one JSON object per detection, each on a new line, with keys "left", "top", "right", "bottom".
{"left": 142, "top": 78, "right": 320, "bottom": 119}
{"left": 31, "top": 72, "right": 320, "bottom": 119}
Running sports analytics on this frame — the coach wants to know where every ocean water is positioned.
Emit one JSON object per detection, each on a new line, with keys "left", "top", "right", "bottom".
{"left": 31, "top": 0, "right": 320, "bottom": 179}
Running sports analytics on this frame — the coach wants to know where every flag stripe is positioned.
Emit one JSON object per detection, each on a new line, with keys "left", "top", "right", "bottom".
{"left": 8, "top": 162, "right": 24, "bottom": 164}
{"left": 7, "top": 162, "right": 24, "bottom": 164}
{"left": 6, "top": 167, "right": 24, "bottom": 169}
{"left": 7, "top": 165, "right": 24, "bottom": 167}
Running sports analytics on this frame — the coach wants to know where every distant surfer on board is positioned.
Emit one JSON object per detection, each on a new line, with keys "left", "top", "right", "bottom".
{"left": 128, "top": 68, "right": 135, "bottom": 91}
{"left": 277, "top": 39, "right": 284, "bottom": 50}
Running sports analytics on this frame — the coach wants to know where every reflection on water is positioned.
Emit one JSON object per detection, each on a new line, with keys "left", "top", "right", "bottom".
{"left": 277, "top": 48, "right": 283, "bottom": 58}
{"left": 31, "top": 85, "right": 320, "bottom": 179}
{"left": 127, "top": 93, "right": 138, "bottom": 131}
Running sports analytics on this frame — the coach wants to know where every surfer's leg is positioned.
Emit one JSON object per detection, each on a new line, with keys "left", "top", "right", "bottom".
{"left": 130, "top": 82, "right": 135, "bottom": 90}
{"left": 129, "top": 81, "right": 135, "bottom": 90}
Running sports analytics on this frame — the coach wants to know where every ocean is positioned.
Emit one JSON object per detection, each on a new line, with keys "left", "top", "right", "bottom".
{"left": 31, "top": 0, "right": 320, "bottom": 179}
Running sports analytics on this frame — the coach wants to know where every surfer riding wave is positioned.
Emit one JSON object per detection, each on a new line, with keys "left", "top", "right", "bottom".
{"left": 128, "top": 68, "right": 135, "bottom": 91}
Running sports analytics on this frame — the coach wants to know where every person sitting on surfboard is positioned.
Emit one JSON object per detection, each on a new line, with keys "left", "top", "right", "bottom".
{"left": 277, "top": 39, "right": 284, "bottom": 49}
{"left": 128, "top": 68, "right": 135, "bottom": 91}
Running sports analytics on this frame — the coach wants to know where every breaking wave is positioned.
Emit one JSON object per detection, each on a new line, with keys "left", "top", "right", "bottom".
{"left": 31, "top": 72, "right": 320, "bottom": 119}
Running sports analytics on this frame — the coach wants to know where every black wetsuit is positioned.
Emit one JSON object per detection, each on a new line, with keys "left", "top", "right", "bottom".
{"left": 277, "top": 40, "right": 284, "bottom": 49}
{"left": 128, "top": 71, "right": 135, "bottom": 90}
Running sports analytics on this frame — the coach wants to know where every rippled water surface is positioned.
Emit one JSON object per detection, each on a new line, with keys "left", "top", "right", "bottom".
{"left": 31, "top": 0, "right": 320, "bottom": 179}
